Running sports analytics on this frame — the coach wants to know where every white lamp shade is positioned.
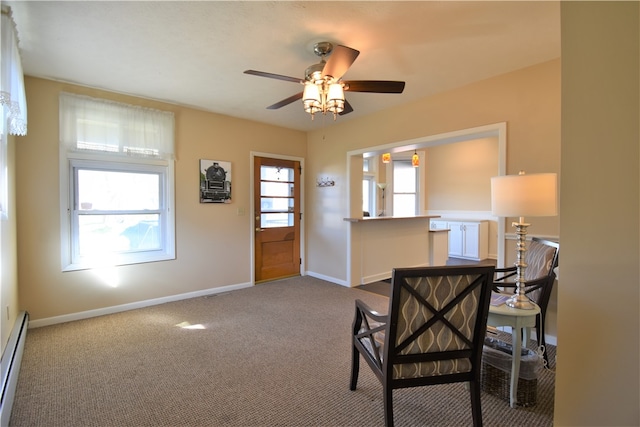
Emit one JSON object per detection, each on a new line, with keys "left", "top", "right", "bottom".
{"left": 491, "top": 172, "right": 558, "bottom": 217}
{"left": 327, "top": 83, "right": 344, "bottom": 102}
{"left": 302, "top": 83, "right": 321, "bottom": 114}
{"left": 303, "top": 83, "right": 321, "bottom": 102}
{"left": 326, "top": 83, "right": 345, "bottom": 114}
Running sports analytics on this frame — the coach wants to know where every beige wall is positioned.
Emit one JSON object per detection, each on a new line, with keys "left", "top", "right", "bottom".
{"left": 1, "top": 133, "right": 19, "bottom": 354}
{"left": 556, "top": 2, "right": 639, "bottom": 425}
{"left": 306, "top": 59, "right": 561, "bottom": 283}
{"left": 425, "top": 137, "right": 500, "bottom": 259}
{"left": 6, "top": 3, "right": 638, "bottom": 425}
{"left": 16, "top": 77, "right": 306, "bottom": 321}
{"left": 426, "top": 137, "right": 498, "bottom": 211}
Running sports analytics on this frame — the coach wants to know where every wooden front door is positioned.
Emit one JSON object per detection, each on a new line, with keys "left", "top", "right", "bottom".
{"left": 254, "top": 157, "right": 301, "bottom": 283}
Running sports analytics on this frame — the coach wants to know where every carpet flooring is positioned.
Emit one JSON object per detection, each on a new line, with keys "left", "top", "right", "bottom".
{"left": 10, "top": 276, "right": 554, "bottom": 426}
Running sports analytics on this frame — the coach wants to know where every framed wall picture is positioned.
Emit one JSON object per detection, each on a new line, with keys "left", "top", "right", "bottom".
{"left": 200, "top": 159, "right": 232, "bottom": 203}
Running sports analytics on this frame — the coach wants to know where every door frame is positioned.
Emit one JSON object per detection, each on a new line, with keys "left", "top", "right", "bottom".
{"left": 250, "top": 151, "right": 305, "bottom": 284}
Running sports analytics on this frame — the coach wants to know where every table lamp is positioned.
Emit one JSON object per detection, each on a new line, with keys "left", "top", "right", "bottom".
{"left": 491, "top": 171, "right": 558, "bottom": 309}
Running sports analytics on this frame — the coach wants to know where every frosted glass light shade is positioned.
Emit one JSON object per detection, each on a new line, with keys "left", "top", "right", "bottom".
{"left": 302, "top": 83, "right": 321, "bottom": 113}
{"left": 326, "top": 83, "right": 345, "bottom": 113}
{"left": 491, "top": 172, "right": 558, "bottom": 217}
{"left": 303, "top": 82, "right": 321, "bottom": 102}
{"left": 381, "top": 153, "right": 391, "bottom": 163}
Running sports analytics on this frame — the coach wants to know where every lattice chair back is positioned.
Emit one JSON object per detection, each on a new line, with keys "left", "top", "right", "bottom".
{"left": 386, "top": 266, "right": 494, "bottom": 382}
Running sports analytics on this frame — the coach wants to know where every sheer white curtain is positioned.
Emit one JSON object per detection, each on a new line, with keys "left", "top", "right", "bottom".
{"left": 1, "top": 6, "right": 27, "bottom": 136}
{"left": 59, "top": 92, "right": 175, "bottom": 160}
{"left": 0, "top": 6, "right": 27, "bottom": 218}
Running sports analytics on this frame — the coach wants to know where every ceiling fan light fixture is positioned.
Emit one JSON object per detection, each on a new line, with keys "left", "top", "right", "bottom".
{"left": 327, "top": 83, "right": 345, "bottom": 117}
{"left": 245, "top": 41, "right": 405, "bottom": 122}
{"left": 302, "top": 82, "right": 321, "bottom": 117}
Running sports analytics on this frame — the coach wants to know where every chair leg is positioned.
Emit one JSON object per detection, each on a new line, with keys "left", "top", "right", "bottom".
{"left": 469, "top": 380, "right": 483, "bottom": 427}
{"left": 383, "top": 385, "right": 394, "bottom": 427}
{"left": 350, "top": 345, "right": 360, "bottom": 390}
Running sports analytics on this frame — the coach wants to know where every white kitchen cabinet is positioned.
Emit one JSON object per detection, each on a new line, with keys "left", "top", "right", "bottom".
{"left": 431, "top": 219, "right": 488, "bottom": 261}
{"left": 429, "top": 220, "right": 449, "bottom": 231}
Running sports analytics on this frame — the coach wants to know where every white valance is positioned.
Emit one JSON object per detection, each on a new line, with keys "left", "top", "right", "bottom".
{"left": 59, "top": 92, "right": 175, "bottom": 160}
{"left": 1, "top": 7, "right": 27, "bottom": 136}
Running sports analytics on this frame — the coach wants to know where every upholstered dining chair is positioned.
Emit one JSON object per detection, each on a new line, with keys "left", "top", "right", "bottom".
{"left": 492, "top": 237, "right": 559, "bottom": 364}
{"left": 350, "top": 265, "right": 495, "bottom": 427}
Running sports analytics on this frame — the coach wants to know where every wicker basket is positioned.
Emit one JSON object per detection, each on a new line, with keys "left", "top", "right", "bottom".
{"left": 480, "top": 338, "right": 540, "bottom": 407}
{"left": 481, "top": 361, "right": 538, "bottom": 407}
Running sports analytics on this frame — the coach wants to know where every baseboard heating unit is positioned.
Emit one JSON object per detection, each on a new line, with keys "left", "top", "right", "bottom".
{"left": 0, "top": 311, "right": 28, "bottom": 427}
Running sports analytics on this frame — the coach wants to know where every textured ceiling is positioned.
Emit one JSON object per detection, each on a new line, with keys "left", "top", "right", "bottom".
{"left": 5, "top": 1, "right": 560, "bottom": 132}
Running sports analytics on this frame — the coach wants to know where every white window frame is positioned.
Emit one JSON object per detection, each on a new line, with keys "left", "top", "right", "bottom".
{"left": 60, "top": 151, "right": 175, "bottom": 272}
{"left": 390, "top": 156, "right": 421, "bottom": 216}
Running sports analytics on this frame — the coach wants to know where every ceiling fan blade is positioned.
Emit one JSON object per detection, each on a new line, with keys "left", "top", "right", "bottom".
{"left": 339, "top": 99, "right": 354, "bottom": 116}
{"left": 343, "top": 80, "right": 406, "bottom": 94}
{"left": 322, "top": 45, "right": 360, "bottom": 80}
{"left": 266, "top": 92, "right": 303, "bottom": 110}
{"left": 244, "top": 70, "right": 303, "bottom": 84}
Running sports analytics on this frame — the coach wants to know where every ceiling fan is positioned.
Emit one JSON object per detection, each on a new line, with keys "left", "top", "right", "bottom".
{"left": 244, "top": 42, "right": 405, "bottom": 119}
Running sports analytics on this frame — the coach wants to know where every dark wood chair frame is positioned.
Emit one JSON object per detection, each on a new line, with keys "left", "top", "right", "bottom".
{"left": 492, "top": 237, "right": 559, "bottom": 364}
{"left": 350, "top": 265, "right": 495, "bottom": 427}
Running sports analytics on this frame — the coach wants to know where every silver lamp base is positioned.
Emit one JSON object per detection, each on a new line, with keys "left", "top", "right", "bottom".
{"left": 506, "top": 293, "right": 536, "bottom": 310}
{"left": 506, "top": 218, "right": 536, "bottom": 310}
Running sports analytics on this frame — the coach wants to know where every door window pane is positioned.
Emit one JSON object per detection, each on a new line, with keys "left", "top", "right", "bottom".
{"left": 260, "top": 181, "right": 293, "bottom": 197}
{"left": 260, "top": 165, "right": 295, "bottom": 228}
{"left": 261, "top": 166, "right": 294, "bottom": 181}
{"left": 261, "top": 213, "right": 294, "bottom": 228}
{"left": 261, "top": 197, "right": 293, "bottom": 213}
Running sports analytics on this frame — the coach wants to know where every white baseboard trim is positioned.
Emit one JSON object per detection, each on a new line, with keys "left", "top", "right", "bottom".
{"left": 28, "top": 282, "right": 253, "bottom": 328}
{"left": 305, "top": 271, "right": 350, "bottom": 287}
{"left": 362, "top": 272, "right": 392, "bottom": 285}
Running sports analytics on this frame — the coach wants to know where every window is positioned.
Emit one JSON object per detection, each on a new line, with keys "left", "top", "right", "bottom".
{"left": 392, "top": 159, "right": 418, "bottom": 216}
{"left": 362, "top": 157, "right": 376, "bottom": 216}
{"left": 60, "top": 93, "right": 175, "bottom": 271}
{"left": 362, "top": 176, "right": 374, "bottom": 216}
